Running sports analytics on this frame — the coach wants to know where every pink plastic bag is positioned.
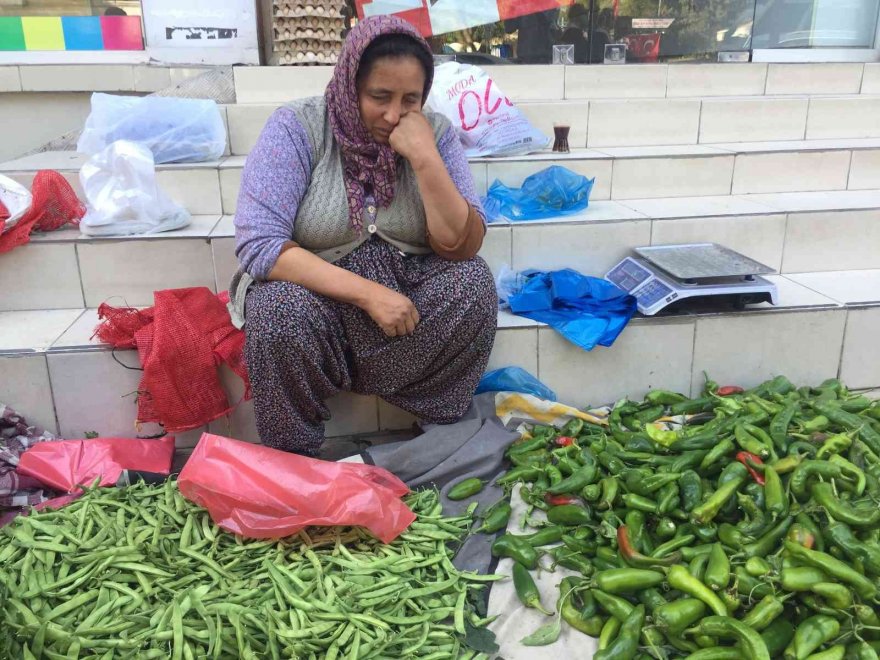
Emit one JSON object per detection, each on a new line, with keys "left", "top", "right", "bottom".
{"left": 16, "top": 436, "right": 175, "bottom": 510}
{"left": 178, "top": 434, "right": 416, "bottom": 543}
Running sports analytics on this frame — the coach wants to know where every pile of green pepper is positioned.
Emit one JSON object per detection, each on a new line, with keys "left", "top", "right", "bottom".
{"left": 485, "top": 375, "right": 880, "bottom": 659}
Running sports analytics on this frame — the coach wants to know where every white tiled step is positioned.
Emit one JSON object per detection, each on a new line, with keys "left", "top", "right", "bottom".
{"left": 233, "top": 63, "right": 880, "bottom": 104}
{"left": 226, "top": 95, "right": 880, "bottom": 155}
{"left": 6, "top": 138, "right": 879, "bottom": 217}
{"left": 2, "top": 273, "right": 877, "bottom": 444}
{"left": 4, "top": 189, "right": 880, "bottom": 312}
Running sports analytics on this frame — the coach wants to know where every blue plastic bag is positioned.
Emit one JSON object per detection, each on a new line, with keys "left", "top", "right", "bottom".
{"left": 475, "top": 367, "right": 557, "bottom": 401}
{"left": 482, "top": 165, "right": 594, "bottom": 222}
{"left": 508, "top": 269, "right": 637, "bottom": 351}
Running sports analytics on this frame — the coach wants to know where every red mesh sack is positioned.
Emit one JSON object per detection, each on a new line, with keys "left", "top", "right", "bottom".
{"left": 0, "top": 170, "right": 85, "bottom": 254}
{"left": 178, "top": 434, "right": 416, "bottom": 543}
{"left": 94, "top": 288, "right": 250, "bottom": 433}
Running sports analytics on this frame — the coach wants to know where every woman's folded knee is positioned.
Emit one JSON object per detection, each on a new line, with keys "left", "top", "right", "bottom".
{"left": 245, "top": 281, "right": 331, "bottom": 351}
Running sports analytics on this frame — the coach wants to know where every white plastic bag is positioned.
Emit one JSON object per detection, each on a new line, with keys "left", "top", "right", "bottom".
{"left": 79, "top": 140, "right": 191, "bottom": 237}
{"left": 428, "top": 62, "right": 550, "bottom": 158}
{"left": 0, "top": 174, "right": 32, "bottom": 233}
{"left": 77, "top": 93, "right": 226, "bottom": 164}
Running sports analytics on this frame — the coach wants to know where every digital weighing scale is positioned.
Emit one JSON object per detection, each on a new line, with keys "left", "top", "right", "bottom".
{"left": 605, "top": 243, "right": 779, "bottom": 316}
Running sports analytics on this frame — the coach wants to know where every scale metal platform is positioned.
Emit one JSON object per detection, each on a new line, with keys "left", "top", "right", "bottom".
{"left": 605, "top": 243, "right": 779, "bottom": 316}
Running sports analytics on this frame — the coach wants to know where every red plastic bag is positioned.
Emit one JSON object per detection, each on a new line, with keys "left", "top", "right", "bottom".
{"left": 178, "top": 434, "right": 416, "bottom": 543}
{"left": 17, "top": 436, "right": 175, "bottom": 494}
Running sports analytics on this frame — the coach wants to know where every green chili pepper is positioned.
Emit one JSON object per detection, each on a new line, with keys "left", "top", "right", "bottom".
{"left": 745, "top": 557, "right": 772, "bottom": 577}
{"left": 790, "top": 460, "right": 846, "bottom": 500}
{"left": 616, "top": 493, "right": 655, "bottom": 513}
{"left": 795, "top": 513, "right": 825, "bottom": 551}
{"left": 546, "top": 504, "right": 592, "bottom": 526}
{"left": 592, "top": 568, "right": 664, "bottom": 594}
{"left": 546, "top": 466, "right": 598, "bottom": 495}
{"left": 598, "top": 477, "right": 619, "bottom": 510}
{"left": 551, "top": 547, "right": 594, "bottom": 576}
{"left": 741, "top": 594, "right": 785, "bottom": 631}
{"left": 811, "top": 482, "right": 880, "bottom": 527}
{"left": 637, "top": 587, "right": 667, "bottom": 611}
{"left": 581, "top": 483, "right": 601, "bottom": 502}
{"left": 667, "top": 449, "right": 710, "bottom": 473}
{"left": 762, "top": 618, "right": 796, "bottom": 657}
{"left": 491, "top": 534, "right": 539, "bottom": 570}
{"left": 743, "top": 515, "right": 793, "bottom": 558}
{"left": 718, "top": 523, "right": 748, "bottom": 549}
{"left": 813, "top": 401, "right": 880, "bottom": 456}
{"left": 770, "top": 403, "right": 797, "bottom": 452}
{"left": 785, "top": 614, "right": 840, "bottom": 660}
{"left": 828, "top": 454, "right": 866, "bottom": 494}
{"left": 509, "top": 449, "right": 550, "bottom": 468}
{"left": 691, "top": 465, "right": 748, "bottom": 525}
{"left": 593, "top": 604, "right": 644, "bottom": 660}
{"left": 447, "top": 477, "right": 485, "bottom": 500}
{"left": 476, "top": 501, "right": 512, "bottom": 534}
{"left": 736, "top": 424, "right": 772, "bottom": 459}
{"left": 810, "top": 582, "right": 852, "bottom": 609}
{"left": 679, "top": 470, "right": 704, "bottom": 511}
{"left": 816, "top": 431, "right": 854, "bottom": 459}
{"left": 512, "top": 562, "right": 552, "bottom": 616}
{"left": 781, "top": 566, "right": 830, "bottom": 591}
{"left": 634, "top": 404, "right": 666, "bottom": 424}
{"left": 667, "top": 565, "right": 728, "bottom": 617}
{"left": 762, "top": 461, "right": 788, "bottom": 520}
{"left": 736, "top": 567, "right": 774, "bottom": 600}
{"left": 772, "top": 453, "right": 804, "bottom": 474}
{"left": 514, "top": 525, "right": 565, "bottom": 548}
{"left": 846, "top": 642, "right": 879, "bottom": 660}
{"left": 784, "top": 540, "right": 877, "bottom": 600}
{"left": 737, "top": 493, "right": 768, "bottom": 537}
{"left": 652, "top": 534, "right": 695, "bottom": 558}
{"left": 507, "top": 435, "right": 549, "bottom": 456}
{"left": 558, "top": 579, "right": 603, "bottom": 636}
{"left": 704, "top": 543, "right": 730, "bottom": 591}
{"left": 689, "top": 552, "right": 710, "bottom": 581}
{"left": 654, "top": 517, "right": 677, "bottom": 539}
{"left": 802, "top": 415, "right": 831, "bottom": 433}
{"left": 657, "top": 482, "right": 679, "bottom": 515}
{"left": 496, "top": 465, "right": 542, "bottom": 486}
{"left": 562, "top": 533, "right": 595, "bottom": 555}
{"left": 824, "top": 521, "right": 880, "bottom": 575}
{"left": 646, "top": 389, "right": 688, "bottom": 406}
{"left": 686, "top": 616, "right": 771, "bottom": 660}
{"left": 545, "top": 465, "right": 564, "bottom": 487}
{"left": 597, "top": 615, "right": 622, "bottom": 651}
{"left": 624, "top": 470, "right": 681, "bottom": 496}
{"left": 653, "top": 598, "right": 706, "bottom": 635}
{"left": 696, "top": 439, "right": 734, "bottom": 474}
{"left": 671, "top": 397, "right": 714, "bottom": 416}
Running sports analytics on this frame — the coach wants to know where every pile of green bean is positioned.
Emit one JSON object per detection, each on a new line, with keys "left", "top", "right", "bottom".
{"left": 0, "top": 481, "right": 499, "bottom": 659}
{"left": 483, "top": 376, "right": 880, "bottom": 659}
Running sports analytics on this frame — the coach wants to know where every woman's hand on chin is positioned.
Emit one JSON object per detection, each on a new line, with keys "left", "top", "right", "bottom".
{"left": 388, "top": 113, "right": 439, "bottom": 170}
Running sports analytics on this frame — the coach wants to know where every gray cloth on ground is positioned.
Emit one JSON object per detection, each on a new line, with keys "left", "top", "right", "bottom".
{"left": 363, "top": 393, "right": 518, "bottom": 573}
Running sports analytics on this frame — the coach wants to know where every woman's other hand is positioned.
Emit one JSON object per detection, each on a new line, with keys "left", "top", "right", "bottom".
{"left": 388, "top": 112, "right": 438, "bottom": 168}
{"left": 361, "top": 283, "right": 420, "bottom": 336}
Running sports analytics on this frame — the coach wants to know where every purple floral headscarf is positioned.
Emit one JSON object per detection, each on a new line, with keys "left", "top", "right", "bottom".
{"left": 325, "top": 15, "right": 434, "bottom": 232}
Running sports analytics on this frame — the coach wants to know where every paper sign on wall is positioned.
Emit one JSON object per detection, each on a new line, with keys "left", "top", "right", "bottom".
{"left": 356, "top": 0, "right": 573, "bottom": 37}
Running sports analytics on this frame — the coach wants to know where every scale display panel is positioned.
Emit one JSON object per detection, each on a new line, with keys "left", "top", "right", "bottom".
{"left": 606, "top": 253, "right": 778, "bottom": 316}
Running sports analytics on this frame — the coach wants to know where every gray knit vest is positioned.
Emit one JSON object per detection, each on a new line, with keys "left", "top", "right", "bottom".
{"left": 289, "top": 96, "right": 451, "bottom": 262}
{"left": 227, "top": 97, "right": 452, "bottom": 329}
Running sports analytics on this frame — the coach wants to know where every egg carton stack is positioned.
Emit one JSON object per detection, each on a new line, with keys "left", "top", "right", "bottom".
{"left": 273, "top": 1, "right": 348, "bottom": 65}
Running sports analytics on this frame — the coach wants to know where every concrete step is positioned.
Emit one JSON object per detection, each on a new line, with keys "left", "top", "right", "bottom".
{"left": 233, "top": 63, "right": 880, "bottom": 104}
{"left": 3, "top": 189, "right": 880, "bottom": 313}
{"left": 3, "top": 140, "right": 880, "bottom": 218}
{"left": 1, "top": 271, "right": 877, "bottom": 447}
{"left": 225, "top": 95, "right": 880, "bottom": 156}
